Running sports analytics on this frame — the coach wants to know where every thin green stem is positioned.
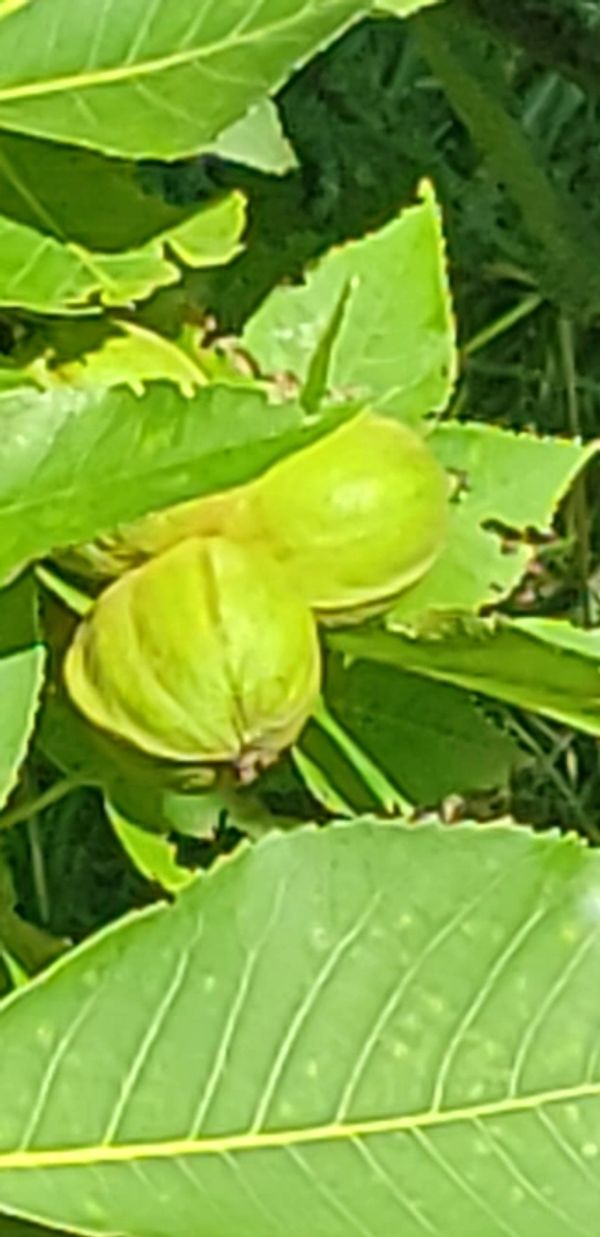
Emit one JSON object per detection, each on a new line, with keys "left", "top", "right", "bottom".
{"left": 27, "top": 819, "right": 50, "bottom": 926}
{"left": 463, "top": 294, "right": 543, "bottom": 357}
{"left": 0, "top": 777, "right": 78, "bottom": 832}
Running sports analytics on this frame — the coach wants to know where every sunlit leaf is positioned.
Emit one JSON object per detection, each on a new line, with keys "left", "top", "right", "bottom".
{"left": 0, "top": 380, "right": 348, "bottom": 584}
{"left": 243, "top": 183, "right": 457, "bottom": 424}
{"left": 391, "top": 422, "right": 598, "bottom": 624}
{"left": 0, "top": 0, "right": 367, "bottom": 158}
{"left": 0, "top": 821, "right": 599, "bottom": 1236}
{"left": 0, "top": 191, "right": 246, "bottom": 313}
{"left": 209, "top": 100, "right": 296, "bottom": 175}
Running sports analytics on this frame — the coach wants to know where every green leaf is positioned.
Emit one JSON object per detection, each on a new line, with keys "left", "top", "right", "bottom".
{"left": 378, "top": 0, "right": 441, "bottom": 13}
{"left": 292, "top": 741, "right": 357, "bottom": 816}
{"left": 0, "top": 857, "right": 66, "bottom": 977}
{"left": 243, "top": 183, "right": 457, "bottom": 424}
{"left": 106, "top": 806, "right": 195, "bottom": 895}
{"left": 209, "top": 99, "right": 297, "bottom": 175}
{"left": 0, "top": 1216, "right": 67, "bottom": 1237}
{"left": 0, "top": 129, "right": 200, "bottom": 252}
{"left": 49, "top": 322, "right": 209, "bottom": 398}
{"left": 321, "top": 654, "right": 522, "bottom": 805}
{"left": 0, "top": 575, "right": 45, "bottom": 811}
{"left": 0, "top": 214, "right": 178, "bottom": 313}
{"left": 0, "top": 821, "right": 600, "bottom": 1235}
{"left": 164, "top": 191, "right": 246, "bottom": 268}
{"left": 392, "top": 422, "right": 597, "bottom": 624}
{"left": 0, "top": 191, "right": 246, "bottom": 313}
{"left": 332, "top": 613, "right": 600, "bottom": 736}
{"left": 0, "top": 0, "right": 366, "bottom": 159}
{"left": 308, "top": 696, "right": 412, "bottom": 814}
{"left": 0, "top": 382, "right": 348, "bottom": 583}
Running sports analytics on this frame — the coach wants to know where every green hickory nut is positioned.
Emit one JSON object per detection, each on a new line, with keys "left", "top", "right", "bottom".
{"left": 236, "top": 411, "right": 450, "bottom": 625}
{"left": 63, "top": 536, "right": 322, "bottom": 781}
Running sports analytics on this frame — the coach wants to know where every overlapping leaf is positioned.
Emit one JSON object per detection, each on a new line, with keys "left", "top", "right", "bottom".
{"left": 0, "top": 821, "right": 599, "bottom": 1235}
{"left": 106, "top": 807, "right": 196, "bottom": 895}
{"left": 243, "top": 184, "right": 457, "bottom": 424}
{"left": 379, "top": 0, "right": 441, "bottom": 13}
{"left": 0, "top": 191, "right": 246, "bottom": 313}
{"left": 332, "top": 613, "right": 600, "bottom": 735}
{"left": 314, "top": 654, "right": 522, "bottom": 806}
{"left": 0, "top": 215, "right": 179, "bottom": 313}
{"left": 0, "top": 130, "right": 194, "bottom": 251}
{"left": 0, "top": 0, "right": 367, "bottom": 158}
{"left": 0, "top": 381, "right": 349, "bottom": 583}
{"left": 0, "top": 574, "right": 45, "bottom": 811}
{"left": 208, "top": 99, "right": 296, "bottom": 174}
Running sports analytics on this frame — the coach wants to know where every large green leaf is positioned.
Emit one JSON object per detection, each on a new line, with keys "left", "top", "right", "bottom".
{"left": 243, "top": 184, "right": 457, "bottom": 424}
{"left": 0, "top": 0, "right": 366, "bottom": 158}
{"left": 0, "top": 821, "right": 600, "bottom": 1235}
{"left": 0, "top": 575, "right": 45, "bottom": 811}
{"left": 332, "top": 613, "right": 600, "bottom": 736}
{"left": 392, "top": 422, "right": 597, "bottom": 624}
{"left": 0, "top": 382, "right": 348, "bottom": 583}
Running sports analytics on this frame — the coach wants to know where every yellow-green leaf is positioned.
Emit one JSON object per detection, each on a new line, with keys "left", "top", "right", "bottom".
{"left": 0, "top": 821, "right": 599, "bottom": 1236}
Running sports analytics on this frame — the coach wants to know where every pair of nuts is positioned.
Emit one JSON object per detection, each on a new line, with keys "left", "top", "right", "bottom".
{"left": 65, "top": 413, "right": 448, "bottom": 778}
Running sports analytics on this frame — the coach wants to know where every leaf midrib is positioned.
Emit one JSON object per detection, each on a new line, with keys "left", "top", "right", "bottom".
{"left": 0, "top": 1, "right": 333, "bottom": 104}
{"left": 2, "top": 1078, "right": 599, "bottom": 1170}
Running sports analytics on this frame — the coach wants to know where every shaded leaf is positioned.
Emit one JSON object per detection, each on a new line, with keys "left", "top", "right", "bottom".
{"left": 0, "top": 1216, "right": 72, "bottom": 1237}
{"left": 0, "top": 575, "right": 45, "bottom": 811}
{"left": 0, "top": 129, "right": 199, "bottom": 252}
{"left": 322, "top": 654, "right": 522, "bottom": 804}
{"left": 332, "top": 613, "right": 600, "bottom": 736}
{"left": 106, "top": 806, "right": 195, "bottom": 896}
{"left": 0, "top": 191, "right": 246, "bottom": 313}
{"left": 0, "top": 856, "right": 67, "bottom": 976}
{"left": 0, "top": 0, "right": 366, "bottom": 158}
{"left": 0, "top": 821, "right": 599, "bottom": 1236}
{"left": 243, "top": 183, "right": 457, "bottom": 423}
{"left": 391, "top": 422, "right": 598, "bottom": 624}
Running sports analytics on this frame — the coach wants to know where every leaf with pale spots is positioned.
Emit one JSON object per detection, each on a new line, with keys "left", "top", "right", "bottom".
{"left": 0, "top": 820, "right": 599, "bottom": 1236}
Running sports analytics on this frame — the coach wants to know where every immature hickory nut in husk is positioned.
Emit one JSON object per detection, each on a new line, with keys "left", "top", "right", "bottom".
{"left": 236, "top": 411, "right": 450, "bottom": 624}
{"left": 64, "top": 536, "right": 321, "bottom": 780}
